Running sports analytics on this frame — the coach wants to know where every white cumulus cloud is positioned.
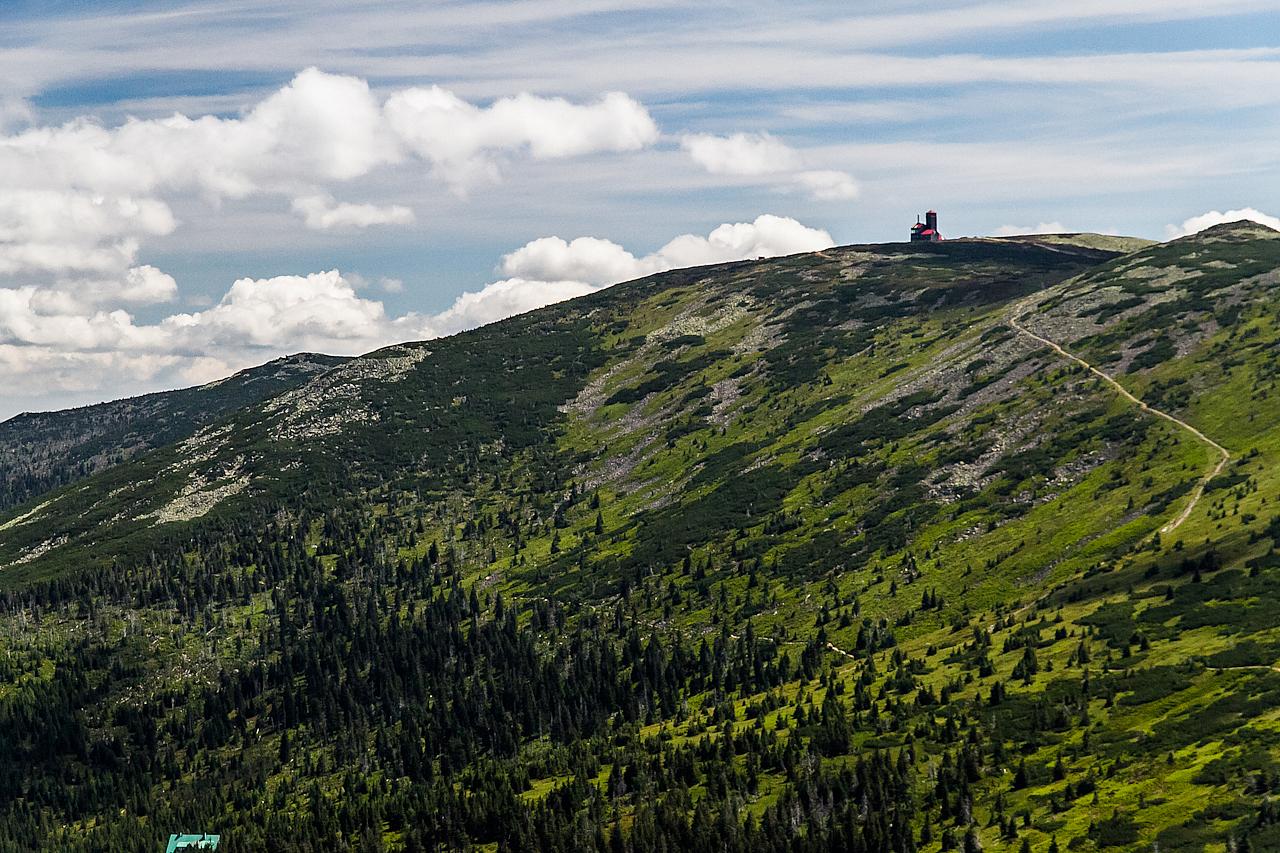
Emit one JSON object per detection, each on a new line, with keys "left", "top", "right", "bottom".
{"left": 0, "top": 69, "right": 395, "bottom": 204}
{"left": 681, "top": 132, "right": 802, "bottom": 176}
{"left": 1165, "top": 207, "right": 1280, "bottom": 238}
{"left": 0, "top": 286, "right": 167, "bottom": 352}
{"left": 680, "top": 132, "right": 857, "bottom": 202}
{"left": 498, "top": 236, "right": 647, "bottom": 286}
{"left": 291, "top": 194, "right": 415, "bottom": 230}
{"left": 164, "top": 270, "right": 395, "bottom": 353}
{"left": 792, "top": 170, "right": 859, "bottom": 201}
{"left": 655, "top": 215, "right": 834, "bottom": 267}
{"left": 385, "top": 87, "right": 658, "bottom": 192}
{"left": 71, "top": 265, "right": 179, "bottom": 306}
{"left": 0, "top": 190, "right": 176, "bottom": 275}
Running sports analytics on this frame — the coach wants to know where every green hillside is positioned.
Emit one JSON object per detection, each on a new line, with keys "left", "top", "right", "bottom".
{"left": 0, "top": 222, "right": 1277, "bottom": 852}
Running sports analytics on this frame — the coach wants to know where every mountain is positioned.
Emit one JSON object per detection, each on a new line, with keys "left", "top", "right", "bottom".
{"left": 0, "top": 223, "right": 1277, "bottom": 852}
{"left": 0, "top": 352, "right": 346, "bottom": 513}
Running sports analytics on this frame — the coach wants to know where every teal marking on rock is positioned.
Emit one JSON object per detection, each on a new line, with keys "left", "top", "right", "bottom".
{"left": 164, "top": 834, "right": 220, "bottom": 852}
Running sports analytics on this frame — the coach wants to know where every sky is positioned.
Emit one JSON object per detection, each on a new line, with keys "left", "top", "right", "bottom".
{"left": 0, "top": 0, "right": 1278, "bottom": 418}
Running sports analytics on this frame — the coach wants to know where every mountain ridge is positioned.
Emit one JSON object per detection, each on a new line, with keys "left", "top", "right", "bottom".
{"left": 0, "top": 235, "right": 1118, "bottom": 584}
{"left": 0, "top": 221, "right": 1278, "bottom": 852}
{"left": 0, "top": 352, "right": 347, "bottom": 513}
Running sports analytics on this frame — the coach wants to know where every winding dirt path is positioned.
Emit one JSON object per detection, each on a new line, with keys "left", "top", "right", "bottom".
{"left": 1009, "top": 301, "right": 1230, "bottom": 536}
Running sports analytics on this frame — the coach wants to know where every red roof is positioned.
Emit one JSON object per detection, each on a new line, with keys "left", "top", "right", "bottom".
{"left": 920, "top": 229, "right": 936, "bottom": 236}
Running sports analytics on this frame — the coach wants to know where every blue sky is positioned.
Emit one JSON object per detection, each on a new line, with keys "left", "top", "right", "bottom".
{"left": 0, "top": 0, "right": 1277, "bottom": 417}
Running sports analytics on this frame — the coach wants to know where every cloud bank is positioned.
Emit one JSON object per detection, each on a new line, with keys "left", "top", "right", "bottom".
{"left": 500, "top": 214, "right": 833, "bottom": 285}
{"left": 0, "top": 67, "right": 658, "bottom": 284}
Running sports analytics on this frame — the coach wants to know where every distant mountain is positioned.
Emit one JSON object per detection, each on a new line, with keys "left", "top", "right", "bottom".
{"left": 0, "top": 223, "right": 1277, "bottom": 852}
{"left": 996, "top": 232, "right": 1156, "bottom": 254}
{"left": 0, "top": 353, "right": 345, "bottom": 512}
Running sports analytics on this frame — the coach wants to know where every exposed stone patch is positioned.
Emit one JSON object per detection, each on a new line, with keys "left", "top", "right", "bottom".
{"left": 577, "top": 431, "right": 662, "bottom": 492}
{"left": 709, "top": 374, "right": 748, "bottom": 427}
{"left": 142, "top": 456, "right": 250, "bottom": 525}
{"left": 927, "top": 412, "right": 1043, "bottom": 502}
{"left": 1051, "top": 450, "right": 1109, "bottom": 488}
{"left": 732, "top": 321, "right": 784, "bottom": 355}
{"left": 0, "top": 498, "right": 54, "bottom": 532}
{"left": 1025, "top": 285, "right": 1183, "bottom": 358}
{"left": 607, "top": 395, "right": 676, "bottom": 444}
{"left": 12, "top": 535, "right": 68, "bottom": 565}
{"left": 165, "top": 425, "right": 233, "bottom": 474}
{"left": 268, "top": 346, "right": 429, "bottom": 441}
{"left": 844, "top": 332, "right": 989, "bottom": 419}
{"left": 561, "top": 360, "right": 632, "bottom": 418}
{"left": 627, "top": 471, "right": 693, "bottom": 513}
{"left": 1127, "top": 266, "right": 1204, "bottom": 290}
{"left": 955, "top": 357, "right": 1043, "bottom": 415}
{"left": 646, "top": 298, "right": 752, "bottom": 344}
{"left": 734, "top": 298, "right": 818, "bottom": 355}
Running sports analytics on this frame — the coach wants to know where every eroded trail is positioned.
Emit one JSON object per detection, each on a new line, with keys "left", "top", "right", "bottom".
{"left": 1009, "top": 301, "right": 1230, "bottom": 536}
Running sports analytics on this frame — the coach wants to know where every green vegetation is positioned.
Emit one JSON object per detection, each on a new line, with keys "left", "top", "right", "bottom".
{"left": 0, "top": 221, "right": 1278, "bottom": 851}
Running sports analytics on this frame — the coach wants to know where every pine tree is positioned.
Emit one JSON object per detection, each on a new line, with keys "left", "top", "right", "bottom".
{"left": 1013, "top": 758, "right": 1028, "bottom": 789}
